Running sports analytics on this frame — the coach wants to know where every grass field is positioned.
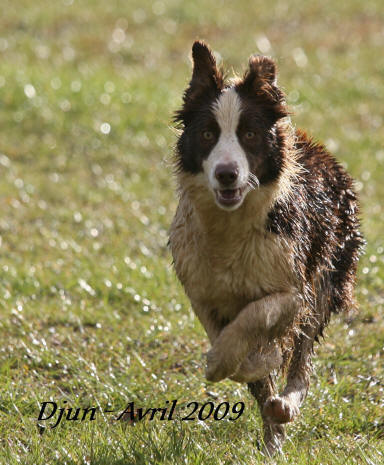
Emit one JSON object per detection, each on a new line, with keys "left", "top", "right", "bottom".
{"left": 0, "top": 0, "right": 383, "bottom": 463}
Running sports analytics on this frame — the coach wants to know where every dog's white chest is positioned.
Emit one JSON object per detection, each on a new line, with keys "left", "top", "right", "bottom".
{"left": 170, "top": 206, "right": 293, "bottom": 320}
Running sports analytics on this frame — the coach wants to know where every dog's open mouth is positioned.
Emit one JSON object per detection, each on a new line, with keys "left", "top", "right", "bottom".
{"left": 215, "top": 188, "right": 244, "bottom": 208}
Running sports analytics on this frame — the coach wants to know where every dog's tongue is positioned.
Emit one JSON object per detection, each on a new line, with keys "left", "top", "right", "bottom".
{"left": 220, "top": 189, "right": 238, "bottom": 199}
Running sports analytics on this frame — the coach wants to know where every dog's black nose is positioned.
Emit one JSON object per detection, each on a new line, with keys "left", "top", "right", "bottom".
{"left": 215, "top": 163, "right": 239, "bottom": 186}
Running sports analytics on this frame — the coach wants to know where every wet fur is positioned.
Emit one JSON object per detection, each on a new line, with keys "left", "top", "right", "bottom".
{"left": 169, "top": 41, "right": 364, "bottom": 455}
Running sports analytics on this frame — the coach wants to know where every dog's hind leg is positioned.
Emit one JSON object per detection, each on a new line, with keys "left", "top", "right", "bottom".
{"left": 248, "top": 375, "right": 286, "bottom": 456}
{"left": 263, "top": 314, "right": 323, "bottom": 424}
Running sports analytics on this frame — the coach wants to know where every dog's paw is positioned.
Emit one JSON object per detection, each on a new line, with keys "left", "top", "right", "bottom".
{"left": 262, "top": 423, "right": 286, "bottom": 458}
{"left": 205, "top": 347, "right": 240, "bottom": 382}
{"left": 263, "top": 396, "right": 299, "bottom": 424}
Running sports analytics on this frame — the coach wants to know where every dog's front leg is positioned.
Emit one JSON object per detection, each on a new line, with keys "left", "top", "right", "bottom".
{"left": 229, "top": 344, "right": 283, "bottom": 383}
{"left": 263, "top": 312, "right": 323, "bottom": 424}
{"left": 206, "top": 291, "right": 298, "bottom": 382}
{"left": 192, "top": 302, "right": 222, "bottom": 345}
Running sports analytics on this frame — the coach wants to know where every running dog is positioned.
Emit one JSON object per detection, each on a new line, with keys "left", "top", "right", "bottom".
{"left": 169, "top": 41, "right": 364, "bottom": 454}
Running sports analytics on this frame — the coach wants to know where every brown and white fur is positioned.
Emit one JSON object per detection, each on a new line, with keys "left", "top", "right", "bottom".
{"left": 169, "top": 41, "right": 364, "bottom": 455}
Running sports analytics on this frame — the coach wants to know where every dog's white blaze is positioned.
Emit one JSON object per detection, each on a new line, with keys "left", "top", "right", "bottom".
{"left": 202, "top": 88, "right": 250, "bottom": 194}
{"left": 213, "top": 87, "right": 242, "bottom": 135}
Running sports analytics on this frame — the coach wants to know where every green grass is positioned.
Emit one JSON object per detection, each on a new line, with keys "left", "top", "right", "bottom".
{"left": 0, "top": 0, "right": 383, "bottom": 463}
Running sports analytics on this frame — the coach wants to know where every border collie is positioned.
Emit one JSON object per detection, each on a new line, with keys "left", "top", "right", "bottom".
{"left": 169, "top": 41, "right": 364, "bottom": 455}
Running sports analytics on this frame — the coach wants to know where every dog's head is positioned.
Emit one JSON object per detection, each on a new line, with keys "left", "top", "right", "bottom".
{"left": 174, "top": 41, "right": 289, "bottom": 211}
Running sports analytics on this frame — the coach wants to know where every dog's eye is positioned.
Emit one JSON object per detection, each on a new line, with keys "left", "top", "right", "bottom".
{"left": 202, "top": 131, "right": 214, "bottom": 141}
{"left": 245, "top": 131, "right": 256, "bottom": 140}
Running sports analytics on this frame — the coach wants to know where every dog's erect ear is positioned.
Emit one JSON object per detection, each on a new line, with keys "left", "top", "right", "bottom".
{"left": 242, "top": 55, "right": 277, "bottom": 90}
{"left": 183, "top": 41, "right": 223, "bottom": 102}
{"left": 238, "top": 54, "right": 288, "bottom": 121}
